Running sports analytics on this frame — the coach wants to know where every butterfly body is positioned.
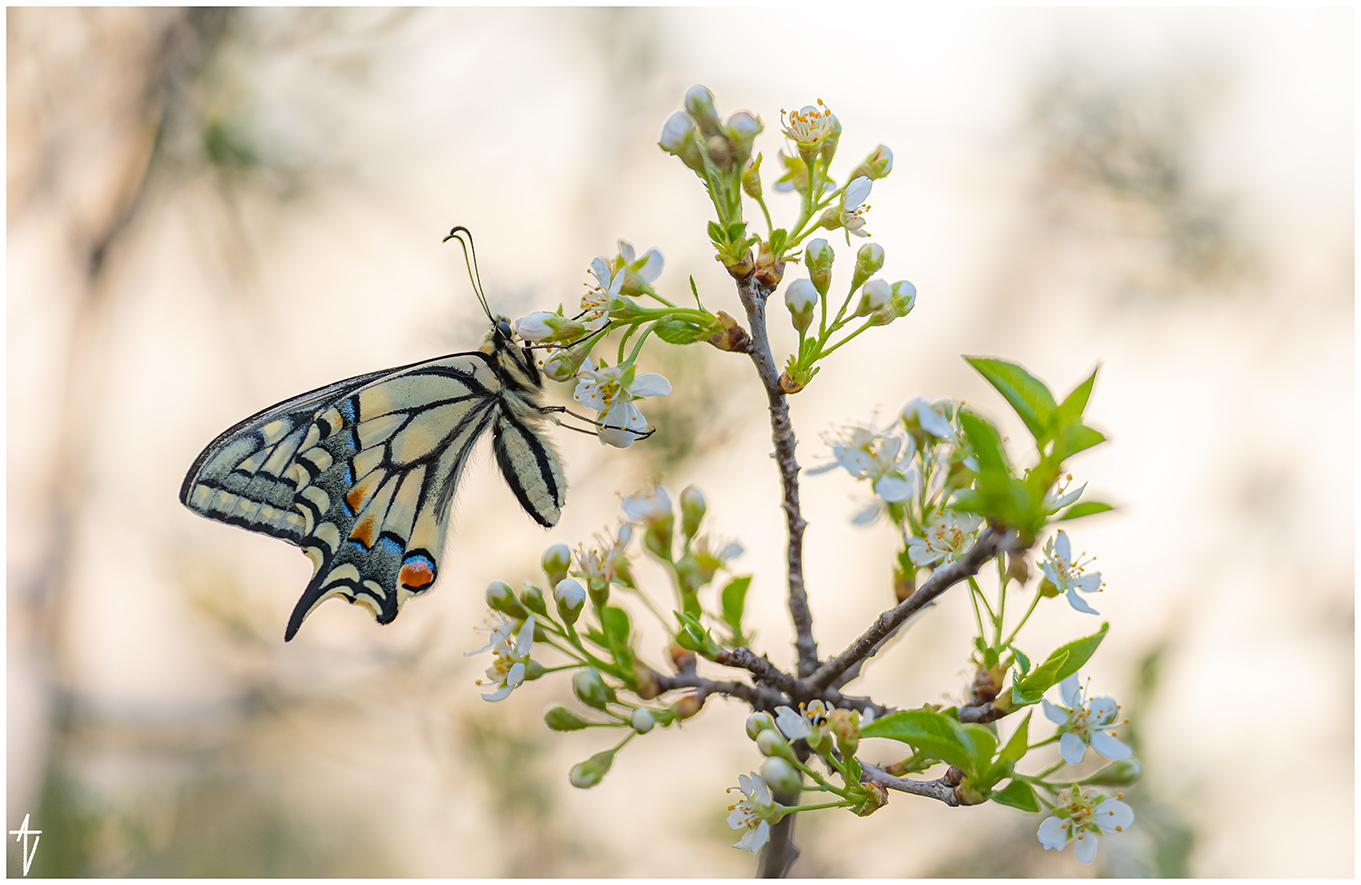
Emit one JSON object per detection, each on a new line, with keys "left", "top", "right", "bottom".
{"left": 181, "top": 319, "right": 565, "bottom": 640}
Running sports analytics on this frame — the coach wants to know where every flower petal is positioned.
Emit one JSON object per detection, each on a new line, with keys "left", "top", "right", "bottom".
{"left": 616, "top": 239, "right": 636, "bottom": 264}
{"left": 1090, "top": 731, "right": 1133, "bottom": 760}
{"left": 1074, "top": 832, "right": 1098, "bottom": 864}
{"left": 637, "top": 247, "right": 664, "bottom": 281}
{"left": 774, "top": 706, "right": 811, "bottom": 740}
{"left": 598, "top": 401, "right": 647, "bottom": 448}
{"left": 1037, "top": 815, "right": 1069, "bottom": 851}
{"left": 1066, "top": 587, "right": 1101, "bottom": 615}
{"left": 1059, "top": 674, "right": 1082, "bottom": 707}
{"left": 514, "top": 616, "right": 536, "bottom": 656}
{"left": 1054, "top": 530, "right": 1072, "bottom": 562}
{"left": 630, "top": 372, "right": 672, "bottom": 398}
{"left": 1093, "top": 797, "right": 1134, "bottom": 833}
{"left": 1042, "top": 699, "right": 1068, "bottom": 726}
{"left": 844, "top": 176, "right": 872, "bottom": 210}
{"left": 873, "top": 476, "right": 913, "bottom": 503}
{"left": 1060, "top": 732, "right": 1087, "bottom": 765}
{"left": 481, "top": 681, "right": 515, "bottom": 702}
{"left": 590, "top": 257, "right": 612, "bottom": 287}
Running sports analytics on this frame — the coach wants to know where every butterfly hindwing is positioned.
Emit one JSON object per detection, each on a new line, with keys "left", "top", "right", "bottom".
{"left": 182, "top": 342, "right": 560, "bottom": 640}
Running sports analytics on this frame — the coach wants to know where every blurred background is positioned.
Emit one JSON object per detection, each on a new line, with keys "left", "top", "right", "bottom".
{"left": 6, "top": 7, "right": 1352, "bottom": 877}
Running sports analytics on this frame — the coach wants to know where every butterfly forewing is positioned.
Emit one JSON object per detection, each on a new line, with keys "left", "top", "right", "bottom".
{"left": 181, "top": 327, "right": 565, "bottom": 640}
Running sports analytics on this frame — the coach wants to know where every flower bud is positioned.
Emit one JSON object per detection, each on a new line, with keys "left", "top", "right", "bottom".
{"left": 572, "top": 668, "right": 613, "bottom": 711}
{"left": 631, "top": 708, "right": 656, "bottom": 734}
{"left": 817, "top": 205, "right": 843, "bottom": 232}
{"left": 1080, "top": 757, "right": 1144, "bottom": 787}
{"left": 828, "top": 707, "right": 860, "bottom": 757}
{"left": 523, "top": 658, "right": 547, "bottom": 681}
{"left": 805, "top": 238, "right": 834, "bottom": 296}
{"left": 485, "top": 580, "right": 527, "bottom": 618}
{"left": 817, "top": 115, "right": 843, "bottom": 168}
{"left": 868, "top": 280, "right": 916, "bottom": 327}
{"left": 706, "top": 310, "right": 751, "bottom": 353}
{"left": 754, "top": 240, "right": 785, "bottom": 290}
{"left": 756, "top": 728, "right": 795, "bottom": 761}
{"left": 784, "top": 279, "right": 818, "bottom": 333}
{"left": 515, "top": 311, "right": 585, "bottom": 344}
{"left": 849, "top": 144, "right": 894, "bottom": 182}
{"left": 554, "top": 578, "right": 586, "bottom": 624}
{"left": 542, "top": 345, "right": 589, "bottom": 383}
{"left": 569, "top": 748, "right": 615, "bottom": 788}
{"left": 680, "top": 486, "right": 707, "bottom": 540}
{"left": 706, "top": 134, "right": 734, "bottom": 169}
{"left": 746, "top": 711, "right": 775, "bottom": 739}
{"left": 851, "top": 243, "right": 885, "bottom": 294}
{"left": 684, "top": 85, "right": 723, "bottom": 137}
{"left": 742, "top": 154, "right": 763, "bottom": 200}
{"left": 542, "top": 543, "right": 572, "bottom": 585}
{"left": 658, "top": 110, "right": 704, "bottom": 173}
{"left": 633, "top": 661, "right": 664, "bottom": 700}
{"left": 545, "top": 705, "right": 591, "bottom": 731}
{"left": 856, "top": 278, "right": 892, "bottom": 317}
{"left": 674, "top": 691, "right": 706, "bottom": 720}
{"left": 760, "top": 757, "right": 804, "bottom": 793}
{"left": 726, "top": 111, "right": 763, "bottom": 149}
{"left": 519, "top": 580, "right": 548, "bottom": 617}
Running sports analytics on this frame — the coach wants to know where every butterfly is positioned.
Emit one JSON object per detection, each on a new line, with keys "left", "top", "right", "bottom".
{"left": 181, "top": 228, "right": 572, "bottom": 641}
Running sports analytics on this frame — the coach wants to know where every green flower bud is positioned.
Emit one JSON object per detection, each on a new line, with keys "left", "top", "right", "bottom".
{"left": 805, "top": 238, "right": 834, "bottom": 296}
{"left": 680, "top": 486, "right": 707, "bottom": 540}
{"left": 855, "top": 278, "right": 892, "bottom": 318}
{"left": 706, "top": 134, "right": 734, "bottom": 169}
{"left": 658, "top": 110, "right": 704, "bottom": 174}
{"left": 850, "top": 243, "right": 885, "bottom": 294}
{"left": 572, "top": 668, "right": 613, "bottom": 711}
{"left": 784, "top": 279, "right": 817, "bottom": 333}
{"left": 742, "top": 153, "right": 763, "bottom": 200}
{"left": 554, "top": 577, "right": 586, "bottom": 625}
{"left": 760, "top": 757, "right": 804, "bottom": 793}
{"left": 519, "top": 581, "right": 548, "bottom": 617}
{"left": 523, "top": 658, "right": 547, "bottom": 681}
{"left": 848, "top": 144, "right": 894, "bottom": 182}
{"left": 542, "top": 543, "right": 572, "bottom": 584}
{"left": 817, "top": 115, "right": 843, "bottom": 168}
{"left": 485, "top": 580, "right": 527, "bottom": 618}
{"left": 817, "top": 205, "right": 843, "bottom": 232}
{"left": 756, "top": 728, "right": 795, "bottom": 761}
{"left": 868, "top": 280, "right": 917, "bottom": 327}
{"left": 631, "top": 708, "right": 656, "bottom": 734}
{"left": 544, "top": 705, "right": 591, "bottom": 731}
{"left": 542, "top": 344, "right": 590, "bottom": 383}
{"left": 684, "top": 85, "right": 723, "bottom": 137}
{"left": 1080, "top": 758, "right": 1143, "bottom": 787}
{"left": 569, "top": 748, "right": 616, "bottom": 789}
{"left": 746, "top": 711, "right": 775, "bottom": 739}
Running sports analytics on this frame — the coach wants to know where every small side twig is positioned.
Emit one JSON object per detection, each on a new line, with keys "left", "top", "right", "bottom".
{"left": 715, "top": 647, "right": 801, "bottom": 696}
{"left": 861, "top": 762, "right": 962, "bottom": 806}
{"left": 654, "top": 672, "right": 785, "bottom": 711}
{"left": 805, "top": 528, "right": 1016, "bottom": 693}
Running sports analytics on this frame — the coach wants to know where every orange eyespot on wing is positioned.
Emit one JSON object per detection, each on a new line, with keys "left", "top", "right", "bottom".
{"left": 399, "top": 553, "right": 437, "bottom": 591}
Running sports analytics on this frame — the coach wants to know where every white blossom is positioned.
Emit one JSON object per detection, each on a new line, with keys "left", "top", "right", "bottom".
{"left": 1042, "top": 673, "right": 1132, "bottom": 764}
{"left": 581, "top": 258, "right": 625, "bottom": 332}
{"left": 907, "top": 511, "right": 983, "bottom": 567}
{"left": 474, "top": 616, "right": 535, "bottom": 702}
{"left": 780, "top": 100, "right": 837, "bottom": 151}
{"left": 841, "top": 176, "right": 873, "bottom": 238}
{"left": 573, "top": 360, "right": 671, "bottom": 448}
{"left": 1037, "top": 785, "right": 1134, "bottom": 864}
{"left": 1040, "top": 530, "right": 1105, "bottom": 615}
{"left": 902, "top": 396, "right": 957, "bottom": 442}
{"left": 812, "top": 425, "right": 917, "bottom": 504}
{"left": 726, "top": 772, "right": 775, "bottom": 853}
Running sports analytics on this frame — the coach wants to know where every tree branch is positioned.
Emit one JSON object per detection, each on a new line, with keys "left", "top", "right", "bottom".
{"left": 654, "top": 672, "right": 785, "bottom": 711}
{"left": 715, "top": 647, "right": 801, "bottom": 696}
{"left": 861, "top": 763, "right": 962, "bottom": 806}
{"left": 805, "top": 528, "right": 1016, "bottom": 692}
{"left": 735, "top": 275, "right": 818, "bottom": 678}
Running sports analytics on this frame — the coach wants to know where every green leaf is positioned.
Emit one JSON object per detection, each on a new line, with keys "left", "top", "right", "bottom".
{"left": 1057, "top": 366, "right": 1098, "bottom": 426}
{"left": 707, "top": 220, "right": 724, "bottom": 245}
{"left": 673, "top": 611, "right": 722, "bottom": 659}
{"left": 861, "top": 709, "right": 973, "bottom": 770}
{"left": 720, "top": 576, "right": 751, "bottom": 636}
{"left": 601, "top": 606, "right": 633, "bottom": 669}
{"left": 1014, "top": 650, "right": 1069, "bottom": 699}
{"left": 769, "top": 228, "right": 788, "bottom": 256}
{"left": 991, "top": 779, "right": 1041, "bottom": 812}
{"left": 1058, "top": 501, "right": 1115, "bottom": 521}
{"left": 655, "top": 317, "right": 707, "bottom": 345}
{"left": 965, "top": 357, "right": 1058, "bottom": 441}
{"left": 1046, "top": 622, "right": 1109, "bottom": 685}
{"left": 998, "top": 711, "right": 1032, "bottom": 765}
{"left": 1012, "top": 646, "right": 1031, "bottom": 676}
{"left": 689, "top": 275, "right": 704, "bottom": 309}
{"left": 1057, "top": 423, "right": 1106, "bottom": 460}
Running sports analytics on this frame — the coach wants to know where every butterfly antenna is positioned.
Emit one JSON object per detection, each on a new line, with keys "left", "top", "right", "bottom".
{"left": 442, "top": 226, "right": 494, "bottom": 323}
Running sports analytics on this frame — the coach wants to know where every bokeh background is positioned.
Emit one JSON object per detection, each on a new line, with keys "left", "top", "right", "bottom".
{"left": 7, "top": 7, "right": 1352, "bottom": 877}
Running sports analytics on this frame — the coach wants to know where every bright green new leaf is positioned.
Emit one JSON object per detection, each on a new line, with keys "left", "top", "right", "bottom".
{"left": 1012, "top": 646, "right": 1031, "bottom": 676}
{"left": 1058, "top": 501, "right": 1116, "bottom": 521}
{"left": 998, "top": 710, "right": 1032, "bottom": 765}
{"left": 601, "top": 606, "right": 634, "bottom": 670}
{"left": 1057, "top": 366, "right": 1098, "bottom": 427}
{"left": 991, "top": 779, "right": 1041, "bottom": 812}
{"left": 721, "top": 576, "right": 751, "bottom": 638}
{"left": 860, "top": 709, "right": 974, "bottom": 771}
{"left": 965, "top": 356, "right": 1058, "bottom": 442}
